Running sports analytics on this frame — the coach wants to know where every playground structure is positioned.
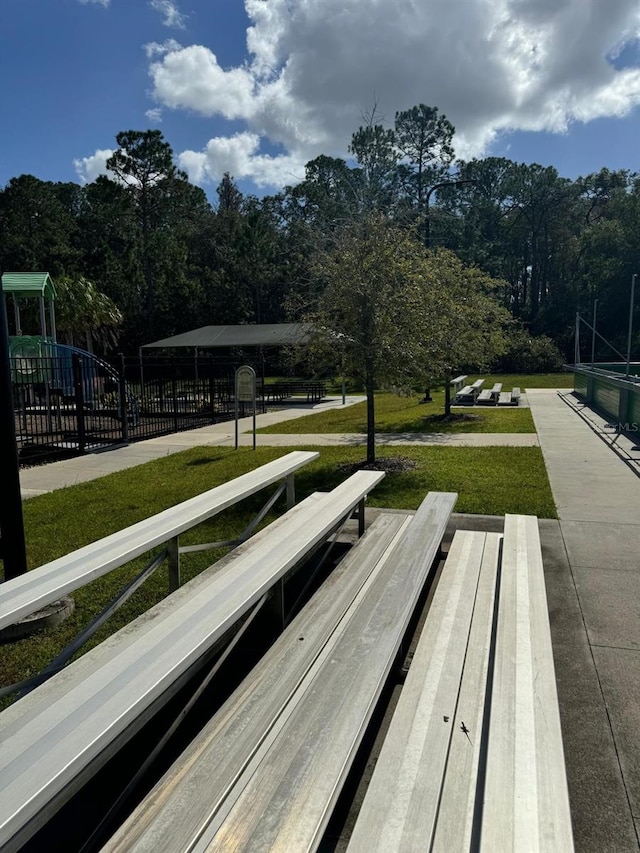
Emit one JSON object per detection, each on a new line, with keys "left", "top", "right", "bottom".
{"left": 2, "top": 274, "right": 252, "bottom": 462}
{"left": 3, "top": 273, "right": 129, "bottom": 459}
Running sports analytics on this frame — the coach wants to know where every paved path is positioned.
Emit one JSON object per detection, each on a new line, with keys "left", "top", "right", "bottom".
{"left": 527, "top": 389, "right": 640, "bottom": 852}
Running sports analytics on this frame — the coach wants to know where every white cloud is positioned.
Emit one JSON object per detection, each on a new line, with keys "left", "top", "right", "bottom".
{"left": 178, "top": 133, "right": 305, "bottom": 188}
{"left": 73, "top": 149, "right": 114, "bottom": 183}
{"left": 78, "top": 0, "right": 110, "bottom": 6}
{"left": 149, "top": 45, "right": 256, "bottom": 119}
{"left": 145, "top": 0, "right": 640, "bottom": 187}
{"left": 145, "top": 107, "right": 163, "bottom": 123}
{"left": 178, "top": 133, "right": 305, "bottom": 187}
{"left": 144, "top": 39, "right": 182, "bottom": 59}
{"left": 150, "top": 0, "right": 186, "bottom": 30}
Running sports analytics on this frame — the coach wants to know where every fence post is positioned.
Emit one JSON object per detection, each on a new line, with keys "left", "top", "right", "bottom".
{"left": 172, "top": 358, "right": 179, "bottom": 433}
{"left": 119, "top": 353, "right": 129, "bottom": 442}
{"left": 72, "top": 353, "right": 86, "bottom": 454}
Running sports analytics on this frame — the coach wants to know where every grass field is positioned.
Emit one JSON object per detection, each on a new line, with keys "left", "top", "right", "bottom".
{"left": 259, "top": 374, "right": 572, "bottom": 435}
{"left": 1, "top": 443, "right": 556, "bottom": 701}
{"left": 258, "top": 389, "right": 534, "bottom": 434}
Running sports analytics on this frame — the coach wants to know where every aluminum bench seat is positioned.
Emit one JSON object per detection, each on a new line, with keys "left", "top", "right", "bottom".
{"left": 348, "top": 516, "right": 573, "bottom": 852}
{"left": 454, "top": 379, "right": 484, "bottom": 404}
{"left": 454, "top": 384, "right": 474, "bottom": 403}
{"left": 0, "top": 470, "right": 384, "bottom": 853}
{"left": 102, "top": 512, "right": 414, "bottom": 853}
{"left": 0, "top": 451, "right": 318, "bottom": 630}
{"left": 102, "top": 491, "right": 458, "bottom": 853}
{"left": 348, "top": 530, "right": 501, "bottom": 852}
{"left": 450, "top": 374, "right": 468, "bottom": 394}
{"left": 481, "top": 514, "right": 573, "bottom": 851}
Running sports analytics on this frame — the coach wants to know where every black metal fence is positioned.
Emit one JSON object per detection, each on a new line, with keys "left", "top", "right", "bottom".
{"left": 12, "top": 352, "right": 244, "bottom": 465}
{"left": 118, "top": 355, "right": 240, "bottom": 442}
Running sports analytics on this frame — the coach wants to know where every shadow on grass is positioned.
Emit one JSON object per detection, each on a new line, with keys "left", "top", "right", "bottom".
{"left": 187, "top": 455, "right": 226, "bottom": 467}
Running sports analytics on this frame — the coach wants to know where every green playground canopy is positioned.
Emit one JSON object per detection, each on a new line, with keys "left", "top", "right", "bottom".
{"left": 1, "top": 272, "right": 57, "bottom": 300}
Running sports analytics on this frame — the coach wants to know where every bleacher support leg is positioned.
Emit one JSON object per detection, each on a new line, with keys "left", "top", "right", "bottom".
{"left": 168, "top": 536, "right": 180, "bottom": 592}
{"left": 286, "top": 474, "right": 295, "bottom": 509}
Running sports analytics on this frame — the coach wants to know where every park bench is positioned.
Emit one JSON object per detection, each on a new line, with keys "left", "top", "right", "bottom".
{"left": 0, "top": 469, "right": 385, "bottom": 852}
{"left": 99, "top": 492, "right": 458, "bottom": 853}
{"left": 347, "top": 514, "right": 573, "bottom": 852}
{"left": 0, "top": 451, "right": 319, "bottom": 632}
{"left": 263, "top": 380, "right": 327, "bottom": 404}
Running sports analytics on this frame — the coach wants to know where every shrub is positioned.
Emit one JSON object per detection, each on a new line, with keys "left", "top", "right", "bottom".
{"left": 492, "top": 329, "right": 565, "bottom": 373}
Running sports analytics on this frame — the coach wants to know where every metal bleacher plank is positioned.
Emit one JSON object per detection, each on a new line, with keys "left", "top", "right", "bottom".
{"left": 0, "top": 470, "right": 384, "bottom": 853}
{"left": 477, "top": 390, "right": 494, "bottom": 404}
{"left": 480, "top": 515, "right": 574, "bottom": 853}
{"left": 347, "top": 529, "right": 492, "bottom": 853}
{"left": 103, "top": 512, "right": 413, "bottom": 853}
{"left": 0, "top": 451, "right": 319, "bottom": 630}
{"left": 431, "top": 532, "right": 502, "bottom": 852}
{"left": 194, "top": 492, "right": 457, "bottom": 853}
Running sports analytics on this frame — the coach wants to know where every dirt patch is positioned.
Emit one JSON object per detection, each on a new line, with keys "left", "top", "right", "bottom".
{"left": 337, "top": 456, "right": 418, "bottom": 475}
{"left": 423, "top": 412, "right": 482, "bottom": 425}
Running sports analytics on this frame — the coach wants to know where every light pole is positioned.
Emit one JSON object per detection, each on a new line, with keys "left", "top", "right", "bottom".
{"left": 626, "top": 273, "right": 637, "bottom": 378}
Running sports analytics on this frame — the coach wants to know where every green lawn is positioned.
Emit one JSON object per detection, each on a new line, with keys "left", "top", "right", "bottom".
{"left": 260, "top": 374, "right": 573, "bottom": 435}
{"left": 259, "top": 389, "right": 534, "bottom": 434}
{"left": 1, "top": 443, "right": 555, "bottom": 703}
{"left": 321, "top": 371, "right": 573, "bottom": 394}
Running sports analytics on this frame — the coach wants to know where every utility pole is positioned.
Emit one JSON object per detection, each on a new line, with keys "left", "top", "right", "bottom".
{"left": 626, "top": 273, "right": 637, "bottom": 378}
{"left": 0, "top": 282, "right": 27, "bottom": 579}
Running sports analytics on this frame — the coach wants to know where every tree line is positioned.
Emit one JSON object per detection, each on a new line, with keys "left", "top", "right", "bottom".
{"left": 1, "top": 112, "right": 638, "bottom": 364}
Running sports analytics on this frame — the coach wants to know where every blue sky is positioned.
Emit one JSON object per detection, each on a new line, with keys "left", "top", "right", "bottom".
{"left": 1, "top": 0, "right": 639, "bottom": 202}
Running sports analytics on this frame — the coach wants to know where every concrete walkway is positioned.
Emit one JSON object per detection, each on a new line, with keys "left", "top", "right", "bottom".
{"left": 527, "top": 389, "right": 640, "bottom": 852}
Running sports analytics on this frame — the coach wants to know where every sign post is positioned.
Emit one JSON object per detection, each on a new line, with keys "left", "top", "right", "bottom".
{"left": 235, "top": 365, "right": 257, "bottom": 450}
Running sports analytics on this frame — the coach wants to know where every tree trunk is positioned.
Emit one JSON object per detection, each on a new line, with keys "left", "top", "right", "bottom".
{"left": 444, "top": 371, "right": 452, "bottom": 417}
{"left": 365, "top": 360, "right": 376, "bottom": 464}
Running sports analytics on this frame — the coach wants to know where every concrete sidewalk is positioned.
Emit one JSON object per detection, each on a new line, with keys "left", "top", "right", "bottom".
{"left": 527, "top": 389, "right": 640, "bottom": 852}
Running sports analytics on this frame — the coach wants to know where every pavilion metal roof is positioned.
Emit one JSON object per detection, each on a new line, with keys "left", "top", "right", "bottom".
{"left": 1, "top": 272, "right": 57, "bottom": 299}
{"left": 142, "top": 323, "right": 313, "bottom": 350}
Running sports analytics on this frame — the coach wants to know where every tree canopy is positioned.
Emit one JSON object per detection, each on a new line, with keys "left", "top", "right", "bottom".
{"left": 0, "top": 117, "right": 637, "bottom": 369}
{"left": 301, "top": 216, "right": 511, "bottom": 461}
